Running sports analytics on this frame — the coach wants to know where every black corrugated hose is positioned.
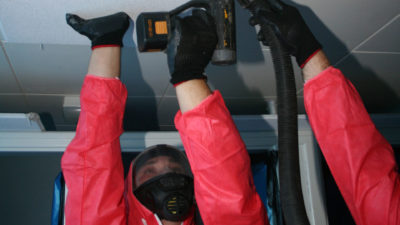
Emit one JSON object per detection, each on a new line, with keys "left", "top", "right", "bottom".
{"left": 259, "top": 23, "right": 310, "bottom": 225}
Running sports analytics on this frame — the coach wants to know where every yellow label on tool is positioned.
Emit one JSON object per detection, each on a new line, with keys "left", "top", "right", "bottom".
{"left": 147, "top": 19, "right": 153, "bottom": 37}
{"left": 155, "top": 21, "right": 168, "bottom": 35}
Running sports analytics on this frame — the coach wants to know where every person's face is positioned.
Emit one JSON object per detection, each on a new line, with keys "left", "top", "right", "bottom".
{"left": 135, "top": 156, "right": 186, "bottom": 187}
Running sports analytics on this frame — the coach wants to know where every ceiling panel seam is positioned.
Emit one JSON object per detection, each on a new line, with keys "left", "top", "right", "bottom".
{"left": 0, "top": 21, "right": 7, "bottom": 41}
{"left": 352, "top": 51, "right": 400, "bottom": 54}
{"left": 334, "top": 14, "right": 400, "bottom": 67}
{"left": 0, "top": 41, "right": 29, "bottom": 105}
{"left": 158, "top": 83, "right": 172, "bottom": 108}
{"left": 353, "top": 14, "right": 400, "bottom": 52}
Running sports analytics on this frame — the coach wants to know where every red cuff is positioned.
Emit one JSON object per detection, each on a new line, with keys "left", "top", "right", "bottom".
{"left": 300, "top": 49, "right": 321, "bottom": 68}
{"left": 91, "top": 44, "right": 121, "bottom": 50}
{"left": 173, "top": 77, "right": 208, "bottom": 88}
{"left": 173, "top": 80, "right": 187, "bottom": 87}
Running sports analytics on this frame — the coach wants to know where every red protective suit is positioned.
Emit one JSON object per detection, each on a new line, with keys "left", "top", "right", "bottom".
{"left": 304, "top": 67, "right": 400, "bottom": 225}
{"left": 62, "top": 66, "right": 399, "bottom": 225}
{"left": 61, "top": 74, "right": 268, "bottom": 225}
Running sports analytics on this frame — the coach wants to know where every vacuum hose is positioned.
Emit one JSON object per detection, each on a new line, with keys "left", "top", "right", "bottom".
{"left": 260, "top": 24, "right": 310, "bottom": 225}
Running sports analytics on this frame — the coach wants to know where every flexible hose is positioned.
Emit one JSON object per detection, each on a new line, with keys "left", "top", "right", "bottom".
{"left": 260, "top": 24, "right": 310, "bottom": 225}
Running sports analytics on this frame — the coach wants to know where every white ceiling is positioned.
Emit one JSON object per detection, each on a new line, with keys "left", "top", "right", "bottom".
{"left": 0, "top": 0, "right": 399, "bottom": 131}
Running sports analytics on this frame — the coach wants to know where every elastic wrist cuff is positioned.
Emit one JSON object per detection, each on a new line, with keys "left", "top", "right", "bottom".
{"left": 300, "top": 48, "right": 322, "bottom": 69}
{"left": 172, "top": 76, "right": 208, "bottom": 87}
{"left": 173, "top": 80, "right": 187, "bottom": 87}
{"left": 91, "top": 44, "right": 121, "bottom": 50}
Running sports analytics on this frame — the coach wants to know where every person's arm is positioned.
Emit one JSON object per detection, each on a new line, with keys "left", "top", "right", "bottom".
{"left": 61, "top": 13, "right": 129, "bottom": 225}
{"left": 169, "top": 12, "right": 269, "bottom": 225}
{"left": 303, "top": 58, "right": 400, "bottom": 225}
{"left": 301, "top": 50, "right": 330, "bottom": 82}
{"left": 175, "top": 79, "right": 211, "bottom": 113}
{"left": 251, "top": 0, "right": 400, "bottom": 223}
{"left": 87, "top": 47, "right": 121, "bottom": 78}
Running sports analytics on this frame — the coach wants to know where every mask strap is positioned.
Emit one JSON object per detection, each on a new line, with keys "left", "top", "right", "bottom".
{"left": 154, "top": 214, "right": 163, "bottom": 225}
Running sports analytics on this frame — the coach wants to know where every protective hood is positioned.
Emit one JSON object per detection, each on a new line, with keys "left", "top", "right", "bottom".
{"left": 124, "top": 145, "right": 196, "bottom": 225}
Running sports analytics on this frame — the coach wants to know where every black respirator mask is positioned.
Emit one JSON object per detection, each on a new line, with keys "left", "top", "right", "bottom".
{"left": 134, "top": 172, "right": 194, "bottom": 221}
{"left": 132, "top": 145, "right": 194, "bottom": 221}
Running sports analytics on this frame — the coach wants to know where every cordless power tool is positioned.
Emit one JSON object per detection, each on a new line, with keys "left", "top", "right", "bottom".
{"left": 136, "top": 0, "right": 236, "bottom": 65}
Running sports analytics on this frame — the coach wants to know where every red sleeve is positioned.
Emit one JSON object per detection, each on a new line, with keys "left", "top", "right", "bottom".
{"left": 304, "top": 67, "right": 400, "bottom": 225}
{"left": 175, "top": 91, "right": 269, "bottom": 225}
{"left": 61, "top": 75, "right": 127, "bottom": 225}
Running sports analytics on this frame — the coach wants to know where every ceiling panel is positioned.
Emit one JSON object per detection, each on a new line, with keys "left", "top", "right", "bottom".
{"left": 156, "top": 97, "right": 179, "bottom": 128}
{"left": 0, "top": 0, "right": 399, "bottom": 132}
{"left": 297, "top": 97, "right": 306, "bottom": 114}
{"left": 124, "top": 96, "right": 162, "bottom": 131}
{"left": 4, "top": 43, "right": 89, "bottom": 94}
{"left": 0, "top": 21, "right": 6, "bottom": 41}
{"left": 121, "top": 48, "right": 170, "bottom": 97}
{"left": 0, "top": 95, "right": 28, "bottom": 113}
{"left": 0, "top": 43, "right": 21, "bottom": 93}
{"left": 336, "top": 52, "right": 400, "bottom": 113}
{"left": 355, "top": 15, "right": 400, "bottom": 53}
{"left": 224, "top": 97, "right": 270, "bottom": 115}
{"left": 164, "top": 50, "right": 303, "bottom": 98}
{"left": 1, "top": 0, "right": 398, "bottom": 63}
{"left": 294, "top": 0, "right": 400, "bottom": 63}
{"left": 0, "top": 0, "right": 182, "bottom": 44}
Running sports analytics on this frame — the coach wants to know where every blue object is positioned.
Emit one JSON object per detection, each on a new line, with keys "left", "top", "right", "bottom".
{"left": 251, "top": 151, "right": 283, "bottom": 225}
{"left": 51, "top": 172, "right": 65, "bottom": 225}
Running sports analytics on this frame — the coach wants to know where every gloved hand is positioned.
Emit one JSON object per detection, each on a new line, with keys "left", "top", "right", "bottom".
{"left": 166, "top": 10, "right": 217, "bottom": 86}
{"left": 249, "top": 0, "right": 321, "bottom": 67}
{"left": 66, "top": 12, "right": 130, "bottom": 49}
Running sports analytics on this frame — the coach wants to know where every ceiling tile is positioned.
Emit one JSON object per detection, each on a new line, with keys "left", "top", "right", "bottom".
{"left": 0, "top": 95, "right": 28, "bottom": 113}
{"left": 355, "top": 15, "right": 400, "bottom": 53}
{"left": 124, "top": 96, "right": 162, "bottom": 131}
{"left": 293, "top": 0, "right": 400, "bottom": 63}
{"left": 156, "top": 97, "right": 179, "bottom": 128}
{"left": 297, "top": 97, "right": 306, "bottom": 115}
{"left": 224, "top": 98, "right": 270, "bottom": 115}
{"left": 0, "top": 44, "right": 21, "bottom": 93}
{"left": 4, "top": 43, "right": 89, "bottom": 94}
{"left": 210, "top": 50, "right": 302, "bottom": 98}
{"left": 121, "top": 48, "right": 170, "bottom": 97}
{"left": 0, "top": 21, "right": 6, "bottom": 41}
{"left": 235, "top": 5, "right": 266, "bottom": 53}
{"left": 0, "top": 0, "right": 398, "bottom": 66}
{"left": 164, "top": 50, "right": 303, "bottom": 98}
{"left": 0, "top": 0, "right": 182, "bottom": 45}
{"left": 163, "top": 84, "right": 176, "bottom": 97}
{"left": 336, "top": 52, "right": 400, "bottom": 112}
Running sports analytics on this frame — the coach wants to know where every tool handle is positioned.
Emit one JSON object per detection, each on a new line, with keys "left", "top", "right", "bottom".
{"left": 210, "top": 0, "right": 236, "bottom": 65}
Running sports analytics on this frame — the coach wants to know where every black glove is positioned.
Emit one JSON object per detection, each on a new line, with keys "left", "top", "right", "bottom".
{"left": 249, "top": 0, "right": 321, "bottom": 67}
{"left": 66, "top": 12, "right": 130, "bottom": 49}
{"left": 166, "top": 10, "right": 217, "bottom": 85}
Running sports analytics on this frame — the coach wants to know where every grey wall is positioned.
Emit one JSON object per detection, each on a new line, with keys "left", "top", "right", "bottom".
{"left": 0, "top": 153, "right": 62, "bottom": 225}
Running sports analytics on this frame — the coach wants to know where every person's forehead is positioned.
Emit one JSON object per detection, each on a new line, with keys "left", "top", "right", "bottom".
{"left": 141, "top": 155, "right": 180, "bottom": 167}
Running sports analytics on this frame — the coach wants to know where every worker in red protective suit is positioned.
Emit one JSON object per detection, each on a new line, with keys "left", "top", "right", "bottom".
{"left": 61, "top": 11, "right": 268, "bottom": 225}
{"left": 61, "top": 0, "right": 400, "bottom": 225}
